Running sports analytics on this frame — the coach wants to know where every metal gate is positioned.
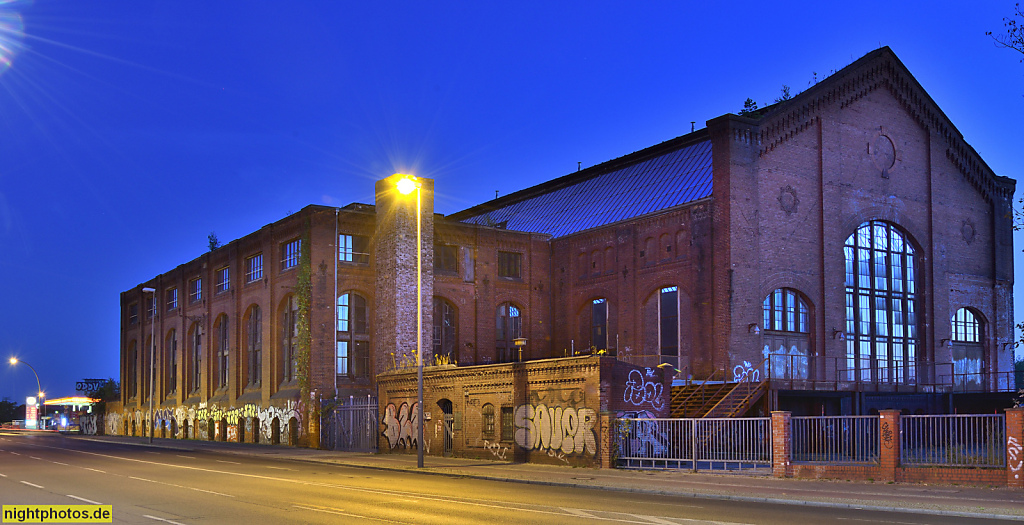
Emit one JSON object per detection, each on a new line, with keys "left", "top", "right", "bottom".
{"left": 442, "top": 414, "right": 454, "bottom": 456}
{"left": 616, "top": 417, "right": 771, "bottom": 473}
{"left": 322, "top": 395, "right": 378, "bottom": 452}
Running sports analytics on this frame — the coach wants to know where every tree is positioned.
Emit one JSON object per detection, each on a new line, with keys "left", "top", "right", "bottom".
{"left": 0, "top": 397, "right": 19, "bottom": 424}
{"left": 738, "top": 98, "right": 759, "bottom": 116}
{"left": 84, "top": 379, "right": 120, "bottom": 415}
{"left": 987, "top": 3, "right": 1024, "bottom": 61}
{"left": 774, "top": 85, "right": 792, "bottom": 103}
{"left": 208, "top": 232, "right": 221, "bottom": 251}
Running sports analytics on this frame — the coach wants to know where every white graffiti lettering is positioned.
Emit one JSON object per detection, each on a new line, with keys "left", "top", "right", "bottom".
{"left": 483, "top": 439, "right": 510, "bottom": 461}
{"left": 513, "top": 404, "right": 597, "bottom": 456}
{"left": 623, "top": 369, "right": 665, "bottom": 410}
{"left": 732, "top": 360, "right": 760, "bottom": 383}
{"left": 381, "top": 402, "right": 420, "bottom": 449}
{"left": 1009, "top": 436, "right": 1022, "bottom": 474}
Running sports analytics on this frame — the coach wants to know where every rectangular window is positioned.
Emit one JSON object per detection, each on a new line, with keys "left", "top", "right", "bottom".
{"left": 498, "top": 251, "right": 521, "bottom": 279}
{"left": 660, "top": 286, "right": 679, "bottom": 356}
{"left": 128, "top": 303, "right": 139, "bottom": 325}
{"left": 215, "top": 267, "right": 230, "bottom": 293}
{"left": 339, "top": 234, "right": 370, "bottom": 264}
{"left": 281, "top": 239, "right": 301, "bottom": 270}
{"left": 166, "top": 288, "right": 178, "bottom": 311}
{"left": 500, "top": 406, "right": 514, "bottom": 442}
{"left": 434, "top": 244, "right": 458, "bottom": 274}
{"left": 482, "top": 405, "right": 495, "bottom": 438}
{"left": 245, "top": 253, "right": 263, "bottom": 283}
{"left": 336, "top": 341, "right": 349, "bottom": 375}
{"left": 189, "top": 278, "right": 202, "bottom": 303}
{"left": 146, "top": 296, "right": 156, "bottom": 319}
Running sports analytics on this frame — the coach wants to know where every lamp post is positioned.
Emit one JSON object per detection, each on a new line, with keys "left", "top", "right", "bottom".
{"left": 142, "top": 287, "right": 156, "bottom": 443}
{"left": 9, "top": 357, "right": 43, "bottom": 430}
{"left": 396, "top": 175, "right": 424, "bottom": 468}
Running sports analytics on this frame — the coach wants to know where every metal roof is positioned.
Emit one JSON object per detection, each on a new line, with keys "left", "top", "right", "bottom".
{"left": 457, "top": 140, "right": 712, "bottom": 238}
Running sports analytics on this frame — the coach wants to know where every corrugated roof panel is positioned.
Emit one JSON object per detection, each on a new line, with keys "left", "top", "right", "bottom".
{"left": 459, "top": 140, "right": 712, "bottom": 238}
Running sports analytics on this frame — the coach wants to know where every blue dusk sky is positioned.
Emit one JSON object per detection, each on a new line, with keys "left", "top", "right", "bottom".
{"left": 1, "top": 1, "right": 1022, "bottom": 401}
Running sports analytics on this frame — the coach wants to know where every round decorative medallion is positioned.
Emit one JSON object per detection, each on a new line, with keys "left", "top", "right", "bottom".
{"left": 961, "top": 219, "right": 976, "bottom": 245}
{"left": 872, "top": 135, "right": 896, "bottom": 176}
{"left": 778, "top": 186, "right": 799, "bottom": 215}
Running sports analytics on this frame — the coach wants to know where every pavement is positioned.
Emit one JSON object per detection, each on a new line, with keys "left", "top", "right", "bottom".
{"left": 72, "top": 433, "right": 1024, "bottom": 521}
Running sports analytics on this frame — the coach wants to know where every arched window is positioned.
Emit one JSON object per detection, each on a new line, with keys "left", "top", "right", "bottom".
{"left": 951, "top": 308, "right": 984, "bottom": 389}
{"left": 165, "top": 329, "right": 177, "bottom": 395}
{"left": 126, "top": 340, "right": 138, "bottom": 399}
{"left": 762, "top": 288, "right": 810, "bottom": 380}
{"left": 845, "top": 221, "right": 918, "bottom": 383}
{"left": 481, "top": 403, "right": 495, "bottom": 438}
{"left": 337, "top": 293, "right": 369, "bottom": 378}
{"left": 143, "top": 335, "right": 152, "bottom": 402}
{"left": 496, "top": 302, "right": 522, "bottom": 363}
{"left": 245, "top": 306, "right": 262, "bottom": 386}
{"left": 280, "top": 295, "right": 299, "bottom": 384}
{"left": 433, "top": 297, "right": 457, "bottom": 362}
{"left": 188, "top": 322, "right": 202, "bottom": 394}
{"left": 659, "top": 287, "right": 678, "bottom": 361}
{"left": 214, "top": 315, "right": 229, "bottom": 390}
{"left": 592, "top": 298, "right": 608, "bottom": 352}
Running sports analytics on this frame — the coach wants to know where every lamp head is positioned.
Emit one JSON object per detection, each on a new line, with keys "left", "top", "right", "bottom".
{"left": 396, "top": 175, "right": 418, "bottom": 195}
{"left": 8, "top": 357, "right": 16, "bottom": 365}
{"left": 142, "top": 287, "right": 156, "bottom": 293}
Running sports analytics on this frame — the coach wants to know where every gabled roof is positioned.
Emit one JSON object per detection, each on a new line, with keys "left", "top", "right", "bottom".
{"left": 451, "top": 133, "right": 712, "bottom": 238}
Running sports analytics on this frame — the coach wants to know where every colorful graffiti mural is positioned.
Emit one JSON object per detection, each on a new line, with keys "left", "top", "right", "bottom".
{"left": 99, "top": 401, "right": 303, "bottom": 444}
{"left": 513, "top": 404, "right": 597, "bottom": 456}
{"left": 381, "top": 401, "right": 420, "bottom": 449}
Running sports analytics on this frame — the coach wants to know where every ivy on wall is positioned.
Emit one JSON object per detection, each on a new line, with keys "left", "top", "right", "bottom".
{"left": 295, "top": 228, "right": 315, "bottom": 443}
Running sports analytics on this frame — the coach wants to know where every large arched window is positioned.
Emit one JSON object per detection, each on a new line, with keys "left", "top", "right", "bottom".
{"left": 951, "top": 308, "right": 984, "bottom": 389}
{"left": 337, "top": 293, "right": 369, "bottom": 378}
{"left": 496, "top": 302, "right": 522, "bottom": 363}
{"left": 659, "top": 287, "right": 678, "bottom": 361}
{"left": 188, "top": 322, "right": 202, "bottom": 394}
{"left": 280, "top": 295, "right": 299, "bottom": 384}
{"left": 845, "top": 220, "right": 918, "bottom": 383}
{"left": 126, "top": 340, "right": 138, "bottom": 399}
{"left": 213, "top": 315, "right": 229, "bottom": 390}
{"left": 762, "top": 288, "right": 810, "bottom": 380}
{"left": 165, "top": 329, "right": 177, "bottom": 396}
{"left": 433, "top": 297, "right": 457, "bottom": 362}
{"left": 245, "top": 306, "right": 262, "bottom": 386}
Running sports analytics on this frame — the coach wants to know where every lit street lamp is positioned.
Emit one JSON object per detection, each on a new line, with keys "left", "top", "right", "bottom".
{"left": 142, "top": 287, "right": 156, "bottom": 443}
{"left": 396, "top": 174, "right": 424, "bottom": 469}
{"left": 9, "top": 357, "right": 44, "bottom": 430}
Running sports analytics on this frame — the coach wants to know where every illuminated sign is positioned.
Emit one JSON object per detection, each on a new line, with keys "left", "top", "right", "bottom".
{"left": 25, "top": 397, "right": 38, "bottom": 429}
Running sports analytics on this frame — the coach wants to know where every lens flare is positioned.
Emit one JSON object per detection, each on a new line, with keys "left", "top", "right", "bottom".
{"left": 0, "top": 1, "right": 25, "bottom": 76}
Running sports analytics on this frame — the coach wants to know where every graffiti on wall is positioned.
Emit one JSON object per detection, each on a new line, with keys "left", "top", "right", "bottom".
{"left": 103, "top": 400, "right": 303, "bottom": 444}
{"left": 1009, "top": 436, "right": 1022, "bottom": 480}
{"left": 381, "top": 401, "right": 420, "bottom": 449}
{"left": 513, "top": 404, "right": 597, "bottom": 456}
{"left": 623, "top": 368, "right": 665, "bottom": 410}
{"left": 732, "top": 360, "right": 760, "bottom": 383}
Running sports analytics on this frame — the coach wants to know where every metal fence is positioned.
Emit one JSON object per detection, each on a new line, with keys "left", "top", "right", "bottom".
{"left": 616, "top": 417, "right": 771, "bottom": 471}
{"left": 791, "top": 416, "right": 879, "bottom": 464}
{"left": 321, "top": 395, "right": 379, "bottom": 452}
{"left": 900, "top": 414, "right": 1005, "bottom": 468}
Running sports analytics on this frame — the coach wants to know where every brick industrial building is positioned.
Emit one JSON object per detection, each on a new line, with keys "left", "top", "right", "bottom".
{"left": 113, "top": 47, "right": 1015, "bottom": 447}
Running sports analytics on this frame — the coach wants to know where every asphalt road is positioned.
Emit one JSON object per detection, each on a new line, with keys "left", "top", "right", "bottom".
{"left": 0, "top": 431, "right": 1017, "bottom": 524}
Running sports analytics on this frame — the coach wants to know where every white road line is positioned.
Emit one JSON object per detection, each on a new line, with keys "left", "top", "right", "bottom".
{"left": 20, "top": 481, "right": 43, "bottom": 489}
{"left": 143, "top": 515, "right": 186, "bottom": 525}
{"left": 293, "top": 505, "right": 401, "bottom": 523}
{"left": 837, "top": 519, "right": 919, "bottom": 525}
{"left": 175, "top": 455, "right": 195, "bottom": 459}
{"left": 130, "top": 475, "right": 234, "bottom": 498}
{"left": 216, "top": 460, "right": 240, "bottom": 465}
{"left": 563, "top": 507, "right": 600, "bottom": 518}
{"left": 67, "top": 495, "right": 102, "bottom": 505}
{"left": 51, "top": 461, "right": 69, "bottom": 466}
{"left": 28, "top": 456, "right": 42, "bottom": 460}
{"left": 0, "top": 473, "right": 6, "bottom": 478}
{"left": 10, "top": 452, "right": 20, "bottom": 455}
{"left": 631, "top": 514, "right": 682, "bottom": 525}
{"left": 84, "top": 467, "right": 106, "bottom": 474}
{"left": 266, "top": 466, "right": 294, "bottom": 470}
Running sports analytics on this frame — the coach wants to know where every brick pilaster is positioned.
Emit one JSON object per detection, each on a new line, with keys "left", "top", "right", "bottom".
{"left": 599, "top": 413, "right": 613, "bottom": 468}
{"left": 1006, "top": 407, "right": 1023, "bottom": 489}
{"left": 771, "top": 411, "right": 791, "bottom": 478}
{"left": 879, "top": 409, "right": 901, "bottom": 482}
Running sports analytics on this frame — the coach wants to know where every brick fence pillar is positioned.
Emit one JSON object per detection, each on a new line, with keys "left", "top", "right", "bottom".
{"left": 1007, "top": 407, "right": 1023, "bottom": 489}
{"left": 879, "top": 409, "right": 901, "bottom": 482}
{"left": 599, "top": 413, "right": 613, "bottom": 469}
{"left": 771, "top": 411, "right": 791, "bottom": 478}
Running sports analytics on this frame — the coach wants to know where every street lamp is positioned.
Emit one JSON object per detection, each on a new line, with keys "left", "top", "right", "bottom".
{"left": 9, "top": 357, "right": 43, "bottom": 430}
{"left": 142, "top": 287, "right": 156, "bottom": 443}
{"left": 396, "top": 174, "right": 424, "bottom": 468}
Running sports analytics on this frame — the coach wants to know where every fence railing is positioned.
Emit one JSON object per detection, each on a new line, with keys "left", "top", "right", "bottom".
{"left": 900, "top": 414, "right": 1005, "bottom": 468}
{"left": 321, "top": 395, "right": 378, "bottom": 452}
{"left": 616, "top": 417, "right": 771, "bottom": 471}
{"left": 791, "top": 415, "right": 879, "bottom": 464}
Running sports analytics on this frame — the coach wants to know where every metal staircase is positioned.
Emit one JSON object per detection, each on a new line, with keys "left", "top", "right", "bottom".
{"left": 669, "top": 358, "right": 768, "bottom": 418}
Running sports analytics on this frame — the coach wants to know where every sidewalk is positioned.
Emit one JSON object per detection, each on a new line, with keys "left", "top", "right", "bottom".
{"left": 75, "top": 434, "right": 1024, "bottom": 521}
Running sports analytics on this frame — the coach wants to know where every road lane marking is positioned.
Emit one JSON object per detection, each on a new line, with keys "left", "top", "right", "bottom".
{"left": 293, "top": 504, "right": 401, "bottom": 523}
{"left": 85, "top": 467, "right": 106, "bottom": 474}
{"left": 144, "top": 515, "right": 186, "bottom": 525}
{"left": 20, "top": 481, "right": 43, "bottom": 489}
{"left": 67, "top": 495, "right": 102, "bottom": 505}
{"left": 266, "top": 466, "right": 294, "bottom": 470}
{"left": 51, "top": 461, "right": 69, "bottom": 466}
{"left": 216, "top": 460, "right": 240, "bottom": 465}
{"left": 563, "top": 508, "right": 600, "bottom": 518}
{"left": 129, "top": 475, "right": 235, "bottom": 498}
{"left": 837, "top": 519, "right": 919, "bottom": 525}
{"left": 175, "top": 455, "right": 195, "bottom": 459}
{"left": 0, "top": 473, "right": 6, "bottom": 477}
{"left": 29, "top": 456, "right": 42, "bottom": 460}
{"left": 631, "top": 514, "right": 681, "bottom": 524}
{"left": 10, "top": 452, "right": 20, "bottom": 455}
